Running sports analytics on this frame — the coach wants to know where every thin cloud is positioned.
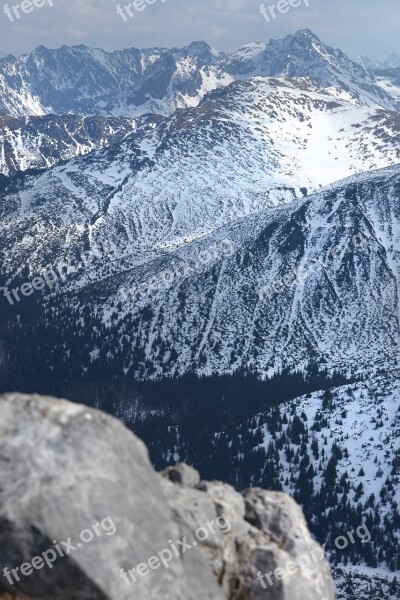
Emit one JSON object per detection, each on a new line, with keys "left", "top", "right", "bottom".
{"left": 0, "top": 0, "right": 397, "bottom": 59}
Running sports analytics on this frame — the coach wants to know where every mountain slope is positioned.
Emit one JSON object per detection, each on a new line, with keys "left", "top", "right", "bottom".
{"left": 1, "top": 163, "right": 400, "bottom": 385}
{"left": 384, "top": 53, "right": 400, "bottom": 69}
{"left": 66, "top": 163, "right": 400, "bottom": 379}
{"left": 1, "top": 76, "right": 400, "bottom": 289}
{"left": 375, "top": 66, "right": 400, "bottom": 105}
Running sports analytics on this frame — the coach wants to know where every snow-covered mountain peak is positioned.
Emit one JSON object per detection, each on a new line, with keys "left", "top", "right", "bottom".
{"left": 0, "top": 31, "right": 398, "bottom": 120}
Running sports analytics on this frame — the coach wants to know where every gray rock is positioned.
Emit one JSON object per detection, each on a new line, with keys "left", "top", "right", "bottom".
{"left": 240, "top": 488, "right": 335, "bottom": 599}
{"left": 161, "top": 463, "right": 201, "bottom": 487}
{"left": 163, "top": 479, "right": 247, "bottom": 598}
{"left": 165, "top": 481, "right": 335, "bottom": 600}
{"left": 0, "top": 394, "right": 185, "bottom": 600}
{"left": 0, "top": 394, "right": 335, "bottom": 600}
{"left": 160, "top": 477, "right": 226, "bottom": 600}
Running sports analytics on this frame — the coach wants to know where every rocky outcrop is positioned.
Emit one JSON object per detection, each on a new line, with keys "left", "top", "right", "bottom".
{"left": 0, "top": 394, "right": 335, "bottom": 599}
{"left": 0, "top": 115, "right": 137, "bottom": 177}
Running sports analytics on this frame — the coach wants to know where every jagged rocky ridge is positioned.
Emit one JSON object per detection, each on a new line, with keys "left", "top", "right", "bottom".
{"left": 0, "top": 30, "right": 398, "bottom": 121}
{"left": 0, "top": 393, "right": 334, "bottom": 600}
{"left": 356, "top": 54, "right": 400, "bottom": 71}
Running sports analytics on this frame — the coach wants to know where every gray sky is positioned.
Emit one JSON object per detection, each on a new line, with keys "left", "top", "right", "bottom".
{"left": 0, "top": 0, "right": 398, "bottom": 61}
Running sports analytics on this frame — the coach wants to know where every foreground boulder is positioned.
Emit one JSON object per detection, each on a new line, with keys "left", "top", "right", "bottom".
{"left": 0, "top": 394, "right": 335, "bottom": 600}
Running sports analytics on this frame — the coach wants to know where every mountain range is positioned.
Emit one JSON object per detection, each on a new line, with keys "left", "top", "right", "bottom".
{"left": 0, "top": 31, "right": 398, "bottom": 118}
{"left": 0, "top": 29, "right": 399, "bottom": 600}
{"left": 3, "top": 162, "right": 398, "bottom": 380}
{"left": 1, "top": 30, "right": 399, "bottom": 177}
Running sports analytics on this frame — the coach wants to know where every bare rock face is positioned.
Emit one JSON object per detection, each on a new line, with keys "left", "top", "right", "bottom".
{"left": 240, "top": 488, "right": 334, "bottom": 599}
{"left": 162, "top": 480, "right": 335, "bottom": 600}
{"left": 0, "top": 394, "right": 335, "bottom": 600}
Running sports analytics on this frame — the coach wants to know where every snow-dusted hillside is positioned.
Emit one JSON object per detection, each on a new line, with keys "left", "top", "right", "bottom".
{"left": 274, "top": 375, "right": 400, "bottom": 515}
{"left": 251, "top": 374, "right": 400, "bottom": 599}
{"left": 270, "top": 373, "right": 398, "bottom": 599}
{"left": 72, "top": 164, "right": 400, "bottom": 378}
{"left": 2, "top": 163, "right": 400, "bottom": 385}
{"left": 334, "top": 566, "right": 399, "bottom": 600}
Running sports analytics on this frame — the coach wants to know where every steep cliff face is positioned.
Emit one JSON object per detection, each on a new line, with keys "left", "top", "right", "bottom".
{"left": 0, "top": 393, "right": 334, "bottom": 600}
